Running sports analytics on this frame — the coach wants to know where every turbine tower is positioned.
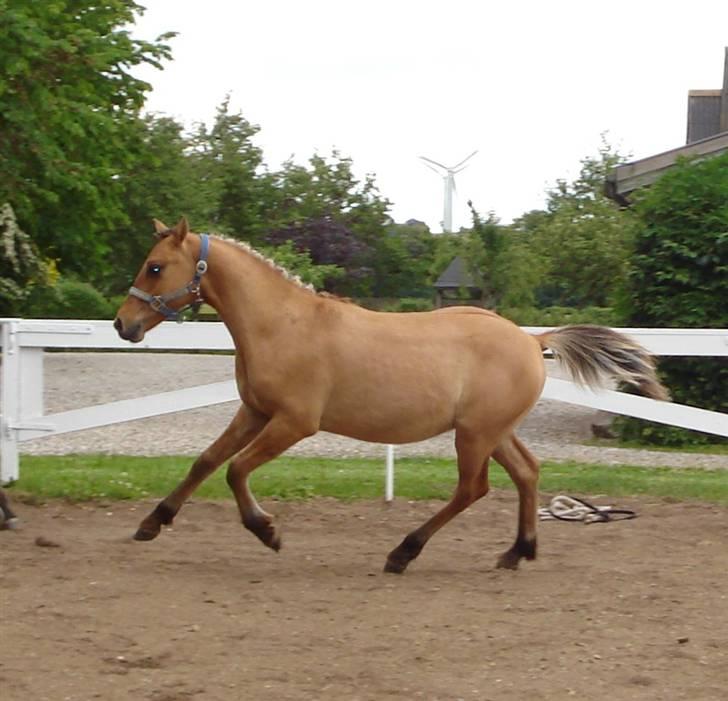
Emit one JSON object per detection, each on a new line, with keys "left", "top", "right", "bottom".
{"left": 420, "top": 150, "right": 478, "bottom": 233}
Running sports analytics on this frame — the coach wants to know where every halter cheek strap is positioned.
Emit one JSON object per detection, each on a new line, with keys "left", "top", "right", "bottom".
{"left": 128, "top": 233, "right": 210, "bottom": 322}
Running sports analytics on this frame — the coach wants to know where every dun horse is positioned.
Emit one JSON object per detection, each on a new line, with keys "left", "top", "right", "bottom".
{"left": 114, "top": 218, "right": 668, "bottom": 573}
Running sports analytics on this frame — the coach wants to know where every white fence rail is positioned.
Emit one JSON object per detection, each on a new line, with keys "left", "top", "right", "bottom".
{"left": 2, "top": 318, "right": 727, "bottom": 487}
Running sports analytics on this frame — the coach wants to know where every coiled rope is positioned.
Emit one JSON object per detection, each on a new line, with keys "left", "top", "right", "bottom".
{"left": 538, "top": 495, "right": 637, "bottom": 524}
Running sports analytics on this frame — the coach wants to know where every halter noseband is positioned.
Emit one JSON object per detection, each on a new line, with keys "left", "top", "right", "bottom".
{"left": 128, "top": 233, "right": 210, "bottom": 322}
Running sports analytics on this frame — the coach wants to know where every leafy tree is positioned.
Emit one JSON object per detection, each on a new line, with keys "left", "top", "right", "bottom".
{"left": 268, "top": 151, "right": 391, "bottom": 239}
{"left": 265, "top": 217, "right": 370, "bottom": 292}
{"left": 259, "top": 241, "right": 344, "bottom": 290}
{"left": 265, "top": 151, "right": 392, "bottom": 295}
{"left": 520, "top": 141, "right": 636, "bottom": 307}
{"left": 465, "top": 202, "right": 541, "bottom": 310}
{"left": 0, "top": 0, "right": 173, "bottom": 280}
{"left": 617, "top": 152, "right": 728, "bottom": 446}
{"left": 369, "top": 221, "right": 436, "bottom": 298}
{"left": 186, "top": 97, "right": 270, "bottom": 242}
{"left": 104, "top": 114, "right": 201, "bottom": 292}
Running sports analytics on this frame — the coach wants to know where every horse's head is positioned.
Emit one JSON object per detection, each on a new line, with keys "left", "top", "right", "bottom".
{"left": 114, "top": 217, "right": 205, "bottom": 342}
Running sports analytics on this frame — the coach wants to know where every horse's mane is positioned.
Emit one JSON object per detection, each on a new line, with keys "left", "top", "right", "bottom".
{"left": 211, "top": 234, "right": 353, "bottom": 303}
{"left": 211, "top": 234, "right": 315, "bottom": 292}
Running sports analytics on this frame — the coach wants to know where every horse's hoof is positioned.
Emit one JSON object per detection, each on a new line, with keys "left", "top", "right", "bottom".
{"left": 383, "top": 557, "right": 407, "bottom": 574}
{"left": 495, "top": 551, "right": 520, "bottom": 570}
{"left": 0, "top": 517, "right": 19, "bottom": 531}
{"left": 246, "top": 519, "right": 281, "bottom": 552}
{"left": 266, "top": 527, "right": 282, "bottom": 552}
{"left": 133, "top": 527, "right": 160, "bottom": 541}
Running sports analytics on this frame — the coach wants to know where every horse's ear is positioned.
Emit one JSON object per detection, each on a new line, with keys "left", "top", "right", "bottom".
{"left": 171, "top": 217, "right": 189, "bottom": 244}
{"left": 152, "top": 218, "right": 168, "bottom": 238}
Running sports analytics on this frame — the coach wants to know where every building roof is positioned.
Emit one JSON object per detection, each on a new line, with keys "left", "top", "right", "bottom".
{"left": 606, "top": 47, "right": 728, "bottom": 204}
{"left": 605, "top": 132, "right": 728, "bottom": 204}
{"left": 434, "top": 256, "right": 479, "bottom": 289}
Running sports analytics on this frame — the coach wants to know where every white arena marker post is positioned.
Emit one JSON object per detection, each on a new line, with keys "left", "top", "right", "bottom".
{"left": 385, "top": 444, "right": 395, "bottom": 502}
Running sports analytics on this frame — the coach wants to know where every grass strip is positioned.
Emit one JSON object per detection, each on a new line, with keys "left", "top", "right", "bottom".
{"left": 8, "top": 454, "right": 728, "bottom": 504}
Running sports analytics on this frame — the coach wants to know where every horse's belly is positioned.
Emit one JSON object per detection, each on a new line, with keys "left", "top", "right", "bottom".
{"left": 320, "top": 409, "right": 452, "bottom": 444}
{"left": 319, "top": 370, "right": 459, "bottom": 443}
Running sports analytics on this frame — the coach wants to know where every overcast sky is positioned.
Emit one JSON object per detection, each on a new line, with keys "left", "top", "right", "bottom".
{"left": 132, "top": 0, "right": 728, "bottom": 232}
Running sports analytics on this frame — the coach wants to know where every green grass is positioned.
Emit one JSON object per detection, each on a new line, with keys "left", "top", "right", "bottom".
{"left": 7, "top": 454, "right": 728, "bottom": 505}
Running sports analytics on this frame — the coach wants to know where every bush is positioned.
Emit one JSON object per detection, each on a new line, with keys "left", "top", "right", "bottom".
{"left": 500, "top": 305, "right": 618, "bottom": 327}
{"left": 617, "top": 152, "right": 728, "bottom": 446}
{"left": 25, "top": 278, "right": 114, "bottom": 319}
{"left": 381, "top": 298, "right": 435, "bottom": 313}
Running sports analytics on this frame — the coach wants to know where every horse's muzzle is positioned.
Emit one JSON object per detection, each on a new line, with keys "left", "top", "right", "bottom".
{"left": 114, "top": 317, "right": 144, "bottom": 343}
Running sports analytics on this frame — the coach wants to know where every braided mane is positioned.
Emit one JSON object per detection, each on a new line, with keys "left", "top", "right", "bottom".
{"left": 211, "top": 234, "right": 316, "bottom": 294}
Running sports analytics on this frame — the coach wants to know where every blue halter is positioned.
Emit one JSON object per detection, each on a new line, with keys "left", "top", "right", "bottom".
{"left": 128, "top": 233, "right": 210, "bottom": 322}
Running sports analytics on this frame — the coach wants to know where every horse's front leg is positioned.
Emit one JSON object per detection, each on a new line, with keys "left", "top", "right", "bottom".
{"left": 225, "top": 412, "right": 317, "bottom": 551}
{"left": 134, "top": 404, "right": 266, "bottom": 541}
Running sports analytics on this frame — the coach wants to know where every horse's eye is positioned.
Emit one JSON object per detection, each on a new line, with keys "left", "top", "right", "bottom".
{"left": 147, "top": 263, "right": 162, "bottom": 276}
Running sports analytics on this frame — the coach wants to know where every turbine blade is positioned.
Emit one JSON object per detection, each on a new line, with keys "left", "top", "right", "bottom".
{"left": 419, "top": 155, "right": 448, "bottom": 170}
{"left": 452, "top": 150, "right": 478, "bottom": 171}
{"left": 423, "top": 162, "right": 444, "bottom": 176}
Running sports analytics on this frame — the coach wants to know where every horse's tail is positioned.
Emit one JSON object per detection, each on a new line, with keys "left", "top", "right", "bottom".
{"left": 534, "top": 325, "right": 670, "bottom": 401}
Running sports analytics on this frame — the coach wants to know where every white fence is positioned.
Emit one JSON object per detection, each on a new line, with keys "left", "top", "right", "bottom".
{"left": 1, "top": 318, "right": 727, "bottom": 488}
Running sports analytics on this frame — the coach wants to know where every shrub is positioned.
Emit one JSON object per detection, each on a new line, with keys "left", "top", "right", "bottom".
{"left": 25, "top": 278, "right": 114, "bottom": 319}
{"left": 500, "top": 306, "right": 618, "bottom": 327}
{"left": 617, "top": 152, "right": 728, "bottom": 446}
{"left": 381, "top": 298, "right": 435, "bottom": 313}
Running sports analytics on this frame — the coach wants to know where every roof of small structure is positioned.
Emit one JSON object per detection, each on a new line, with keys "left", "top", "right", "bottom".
{"left": 434, "top": 256, "right": 479, "bottom": 289}
{"left": 606, "top": 47, "right": 728, "bottom": 204}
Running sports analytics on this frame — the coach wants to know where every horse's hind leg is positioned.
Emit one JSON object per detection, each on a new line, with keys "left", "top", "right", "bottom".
{"left": 134, "top": 404, "right": 266, "bottom": 541}
{"left": 492, "top": 433, "right": 540, "bottom": 570}
{"left": 384, "top": 428, "right": 494, "bottom": 574}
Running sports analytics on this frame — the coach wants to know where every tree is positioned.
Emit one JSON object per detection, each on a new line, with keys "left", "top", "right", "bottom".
{"left": 259, "top": 241, "right": 344, "bottom": 290}
{"left": 104, "top": 114, "right": 201, "bottom": 292}
{"left": 265, "top": 216, "right": 371, "bottom": 292}
{"left": 186, "top": 97, "right": 270, "bottom": 243}
{"left": 520, "top": 141, "right": 636, "bottom": 307}
{"left": 265, "top": 151, "right": 392, "bottom": 295}
{"left": 465, "top": 202, "right": 541, "bottom": 310}
{"left": 268, "top": 152, "right": 391, "bottom": 240}
{"left": 369, "top": 222, "right": 436, "bottom": 298}
{"left": 0, "top": 0, "right": 173, "bottom": 278}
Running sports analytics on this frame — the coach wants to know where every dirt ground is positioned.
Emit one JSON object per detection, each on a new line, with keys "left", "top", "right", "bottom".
{"left": 2, "top": 492, "right": 728, "bottom": 701}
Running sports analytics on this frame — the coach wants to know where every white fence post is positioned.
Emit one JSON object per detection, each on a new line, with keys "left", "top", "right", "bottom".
{"left": 1, "top": 320, "right": 20, "bottom": 483}
{"left": 385, "top": 444, "right": 395, "bottom": 502}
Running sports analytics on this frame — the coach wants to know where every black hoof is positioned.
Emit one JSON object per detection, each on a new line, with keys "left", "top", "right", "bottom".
{"left": 246, "top": 519, "right": 281, "bottom": 552}
{"left": 266, "top": 531, "right": 282, "bottom": 552}
{"left": 496, "top": 536, "right": 536, "bottom": 570}
{"left": 383, "top": 557, "right": 408, "bottom": 574}
{"left": 495, "top": 551, "right": 521, "bottom": 570}
{"left": 384, "top": 533, "right": 424, "bottom": 574}
{"left": 133, "top": 502, "right": 176, "bottom": 541}
{"left": 133, "top": 527, "right": 160, "bottom": 541}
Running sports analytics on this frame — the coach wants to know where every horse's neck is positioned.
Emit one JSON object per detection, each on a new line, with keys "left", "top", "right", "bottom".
{"left": 205, "top": 239, "right": 313, "bottom": 347}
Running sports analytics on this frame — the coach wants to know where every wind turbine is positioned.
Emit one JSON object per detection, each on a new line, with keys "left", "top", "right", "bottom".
{"left": 420, "top": 150, "right": 478, "bottom": 233}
